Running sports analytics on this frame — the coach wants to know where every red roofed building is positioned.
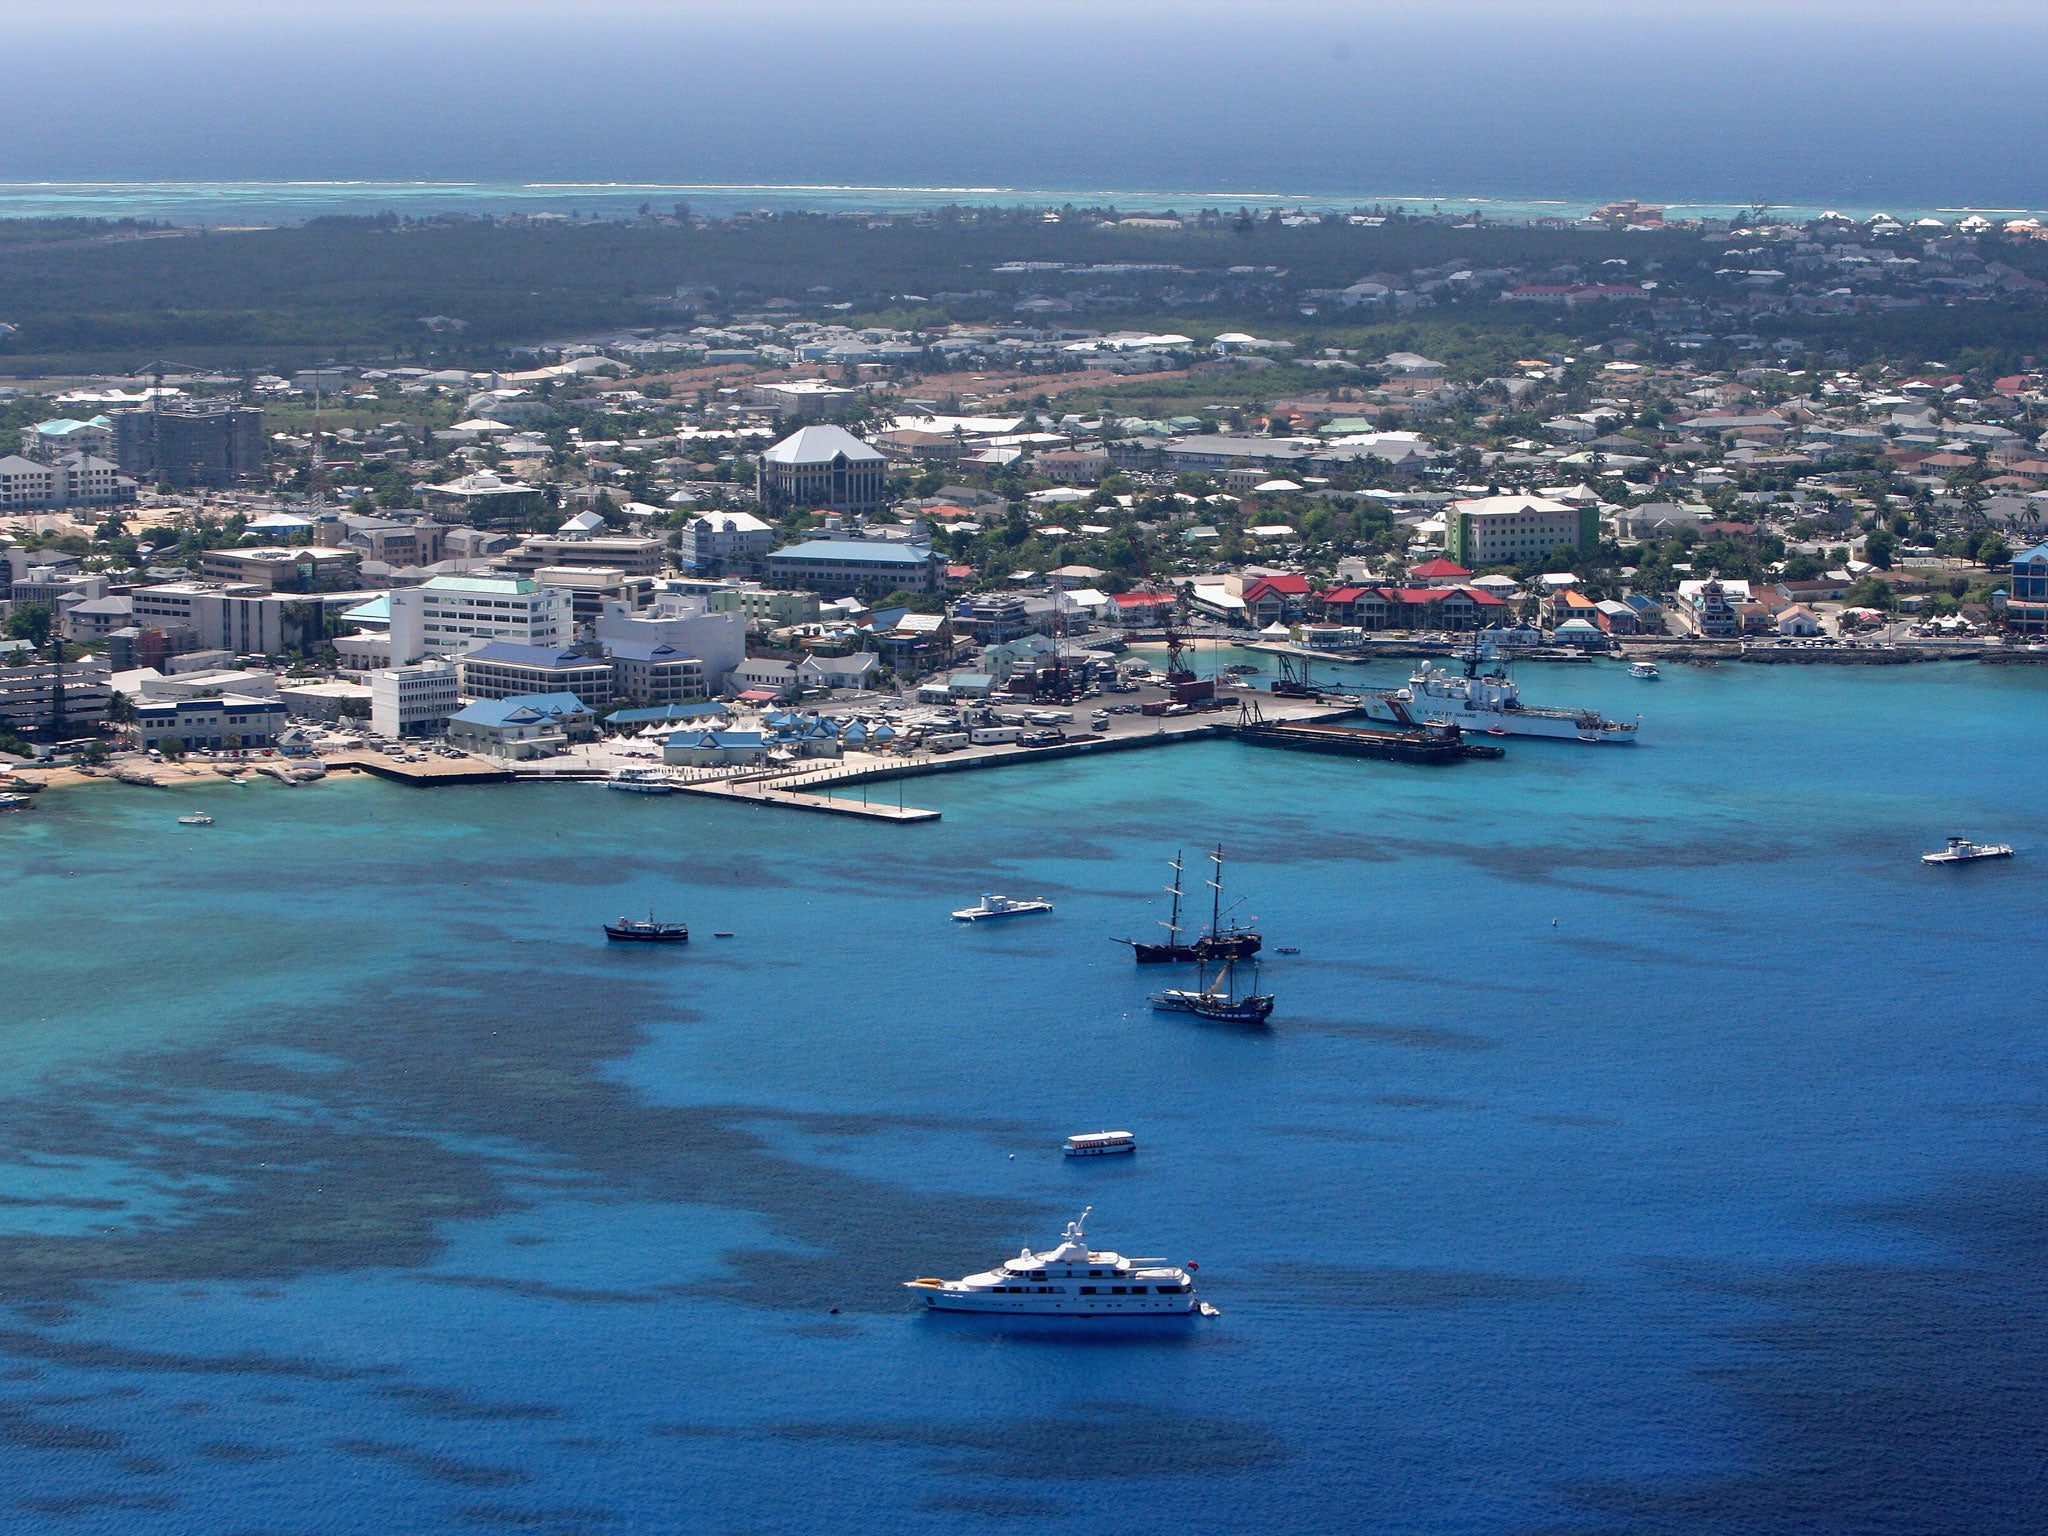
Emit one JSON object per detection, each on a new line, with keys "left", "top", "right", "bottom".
{"left": 1239, "top": 573, "right": 1315, "bottom": 625}
{"left": 1106, "top": 590, "right": 1177, "bottom": 628}
{"left": 1373, "top": 584, "right": 1504, "bottom": 631}
{"left": 1407, "top": 557, "right": 1474, "bottom": 587}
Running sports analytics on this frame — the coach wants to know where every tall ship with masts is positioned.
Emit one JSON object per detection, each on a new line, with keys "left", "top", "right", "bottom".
{"left": 1114, "top": 847, "right": 1261, "bottom": 964}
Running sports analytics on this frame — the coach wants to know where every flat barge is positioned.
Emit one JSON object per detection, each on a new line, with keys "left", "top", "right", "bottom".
{"left": 1221, "top": 719, "right": 1502, "bottom": 764}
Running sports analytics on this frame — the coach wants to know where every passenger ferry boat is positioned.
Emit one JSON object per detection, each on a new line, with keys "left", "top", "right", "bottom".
{"left": 1627, "top": 661, "right": 1660, "bottom": 678}
{"left": 952, "top": 893, "right": 1053, "bottom": 922}
{"left": 1922, "top": 836, "right": 2015, "bottom": 865}
{"left": 904, "top": 1208, "right": 1201, "bottom": 1315}
{"left": 606, "top": 768, "right": 673, "bottom": 794}
{"left": 1355, "top": 646, "right": 1639, "bottom": 743}
{"left": 1063, "top": 1130, "right": 1136, "bottom": 1157}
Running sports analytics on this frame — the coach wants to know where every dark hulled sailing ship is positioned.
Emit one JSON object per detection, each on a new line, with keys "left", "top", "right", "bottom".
{"left": 1115, "top": 847, "right": 1262, "bottom": 964}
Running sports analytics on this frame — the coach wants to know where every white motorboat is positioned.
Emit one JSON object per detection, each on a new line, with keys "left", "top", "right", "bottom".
{"left": 606, "top": 768, "right": 673, "bottom": 794}
{"left": 1922, "top": 836, "right": 2014, "bottom": 865}
{"left": 952, "top": 893, "right": 1053, "bottom": 921}
{"left": 177, "top": 813, "right": 214, "bottom": 826}
{"left": 905, "top": 1208, "right": 1202, "bottom": 1315}
{"left": 1627, "top": 661, "right": 1660, "bottom": 678}
{"left": 1063, "top": 1131, "right": 1136, "bottom": 1157}
{"left": 1355, "top": 645, "right": 1639, "bottom": 742}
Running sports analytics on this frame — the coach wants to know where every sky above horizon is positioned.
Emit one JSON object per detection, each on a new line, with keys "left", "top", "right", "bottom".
{"left": 5, "top": 1, "right": 2045, "bottom": 206}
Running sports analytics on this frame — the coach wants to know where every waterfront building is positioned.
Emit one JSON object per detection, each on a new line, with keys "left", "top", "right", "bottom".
{"left": 456, "top": 641, "right": 615, "bottom": 705}
{"left": 1679, "top": 578, "right": 1746, "bottom": 639}
{"left": 766, "top": 537, "right": 938, "bottom": 596}
{"left": 369, "top": 661, "right": 460, "bottom": 738}
{"left": 1444, "top": 495, "right": 1599, "bottom": 567}
{"left": 446, "top": 693, "right": 595, "bottom": 759}
{"left": 595, "top": 597, "right": 745, "bottom": 692}
{"left": 757, "top": 425, "right": 888, "bottom": 518}
{"left": 661, "top": 728, "right": 769, "bottom": 767}
{"left": 606, "top": 640, "right": 710, "bottom": 705}
{"left": 1105, "top": 591, "right": 1176, "bottom": 628}
{"left": 1240, "top": 574, "right": 1314, "bottom": 626}
{"left": 0, "top": 655, "right": 112, "bottom": 733}
{"left": 132, "top": 694, "right": 287, "bottom": 751}
{"left": 2006, "top": 541, "right": 2048, "bottom": 635}
{"left": 387, "top": 574, "right": 571, "bottom": 662}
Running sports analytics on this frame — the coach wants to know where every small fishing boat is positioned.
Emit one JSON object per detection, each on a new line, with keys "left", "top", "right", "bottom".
{"left": 1274, "top": 946, "right": 1300, "bottom": 955}
{"left": 1922, "top": 837, "right": 2015, "bottom": 866}
{"left": 177, "top": 813, "right": 214, "bottom": 826}
{"left": 1063, "top": 1131, "right": 1136, "bottom": 1158}
{"left": 0, "top": 793, "right": 33, "bottom": 812}
{"left": 953, "top": 894, "right": 1053, "bottom": 922}
{"left": 605, "top": 912, "right": 689, "bottom": 942}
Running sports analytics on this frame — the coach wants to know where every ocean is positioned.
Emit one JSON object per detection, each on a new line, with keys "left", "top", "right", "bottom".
{"left": 0, "top": 657, "right": 2044, "bottom": 1534}
{"left": 0, "top": 182, "right": 2035, "bottom": 229}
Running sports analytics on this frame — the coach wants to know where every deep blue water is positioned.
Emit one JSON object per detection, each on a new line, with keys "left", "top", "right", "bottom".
{"left": 0, "top": 658, "right": 2044, "bottom": 1534}
{"left": 3, "top": 2, "right": 2048, "bottom": 210}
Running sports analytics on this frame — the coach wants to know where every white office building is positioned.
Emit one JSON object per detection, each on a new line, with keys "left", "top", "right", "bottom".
{"left": 593, "top": 595, "right": 746, "bottom": 692}
{"left": 387, "top": 574, "right": 571, "bottom": 663}
{"left": 370, "top": 660, "right": 460, "bottom": 738}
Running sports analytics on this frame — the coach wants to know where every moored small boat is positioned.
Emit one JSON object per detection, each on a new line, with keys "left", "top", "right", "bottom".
{"left": 177, "top": 813, "right": 213, "bottom": 826}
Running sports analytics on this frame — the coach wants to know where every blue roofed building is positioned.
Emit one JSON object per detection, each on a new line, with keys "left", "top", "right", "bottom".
{"left": 605, "top": 638, "right": 710, "bottom": 705}
{"left": 446, "top": 692, "right": 596, "bottom": 759}
{"left": 2006, "top": 541, "right": 2048, "bottom": 635}
{"left": 456, "top": 641, "right": 615, "bottom": 705}
{"left": 766, "top": 537, "right": 939, "bottom": 596}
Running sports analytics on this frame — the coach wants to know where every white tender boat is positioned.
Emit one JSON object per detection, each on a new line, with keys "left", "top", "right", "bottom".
{"left": 952, "top": 893, "right": 1053, "bottom": 922}
{"left": 904, "top": 1208, "right": 1200, "bottom": 1315}
{"left": 1628, "top": 661, "right": 1660, "bottom": 678}
{"left": 606, "top": 768, "right": 673, "bottom": 795}
{"left": 177, "top": 813, "right": 214, "bottom": 826}
{"left": 1063, "top": 1131, "right": 1135, "bottom": 1157}
{"left": 1356, "top": 646, "right": 1639, "bottom": 742}
{"left": 1922, "top": 836, "right": 2014, "bottom": 865}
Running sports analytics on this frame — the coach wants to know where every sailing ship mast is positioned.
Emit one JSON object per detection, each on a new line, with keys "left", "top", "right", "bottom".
{"left": 1160, "top": 850, "right": 1185, "bottom": 943}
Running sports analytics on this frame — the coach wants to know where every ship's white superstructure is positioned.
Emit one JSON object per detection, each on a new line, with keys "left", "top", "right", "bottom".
{"left": 905, "top": 1208, "right": 1199, "bottom": 1314}
{"left": 1357, "top": 650, "right": 1639, "bottom": 743}
{"left": 952, "top": 893, "right": 1053, "bottom": 921}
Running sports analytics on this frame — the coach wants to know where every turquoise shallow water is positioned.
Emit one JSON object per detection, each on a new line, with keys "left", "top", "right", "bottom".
{"left": 0, "top": 660, "right": 2042, "bottom": 1534}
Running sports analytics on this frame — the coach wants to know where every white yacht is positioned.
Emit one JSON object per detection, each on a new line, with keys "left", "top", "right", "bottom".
{"left": 952, "top": 893, "right": 1053, "bottom": 922}
{"left": 1356, "top": 647, "right": 1639, "bottom": 743}
{"left": 1922, "top": 836, "right": 2015, "bottom": 865}
{"left": 606, "top": 767, "right": 673, "bottom": 795}
{"left": 905, "top": 1208, "right": 1202, "bottom": 1315}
